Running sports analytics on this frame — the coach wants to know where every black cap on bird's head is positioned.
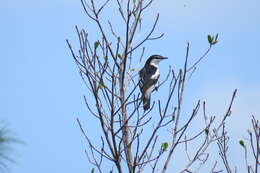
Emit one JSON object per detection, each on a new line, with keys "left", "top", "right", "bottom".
{"left": 145, "top": 54, "right": 168, "bottom": 66}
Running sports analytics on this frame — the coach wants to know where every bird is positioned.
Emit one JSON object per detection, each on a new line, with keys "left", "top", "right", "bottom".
{"left": 139, "top": 55, "right": 168, "bottom": 111}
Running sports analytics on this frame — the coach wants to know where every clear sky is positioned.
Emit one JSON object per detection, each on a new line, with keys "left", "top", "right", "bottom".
{"left": 1, "top": 0, "right": 260, "bottom": 172}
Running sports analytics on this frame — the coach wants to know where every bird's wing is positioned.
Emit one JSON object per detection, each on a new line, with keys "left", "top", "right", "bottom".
{"left": 141, "top": 76, "right": 159, "bottom": 93}
{"left": 139, "top": 67, "right": 146, "bottom": 90}
{"left": 139, "top": 65, "right": 159, "bottom": 92}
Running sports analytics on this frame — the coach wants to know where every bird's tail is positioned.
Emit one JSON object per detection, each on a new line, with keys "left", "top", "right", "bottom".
{"left": 143, "top": 95, "right": 151, "bottom": 111}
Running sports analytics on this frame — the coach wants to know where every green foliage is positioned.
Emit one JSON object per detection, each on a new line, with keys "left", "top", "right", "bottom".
{"left": 239, "top": 140, "right": 246, "bottom": 148}
{"left": 91, "top": 168, "right": 95, "bottom": 173}
{"left": 98, "top": 83, "right": 104, "bottom": 88}
{"left": 117, "top": 53, "right": 122, "bottom": 59}
{"left": 207, "top": 34, "right": 218, "bottom": 45}
{"left": 205, "top": 128, "right": 209, "bottom": 135}
{"left": 94, "top": 41, "right": 100, "bottom": 49}
{"left": 162, "top": 142, "right": 168, "bottom": 152}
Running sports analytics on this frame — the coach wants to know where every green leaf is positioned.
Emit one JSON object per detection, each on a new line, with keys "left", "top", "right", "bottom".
{"left": 130, "top": 68, "right": 135, "bottom": 72}
{"left": 117, "top": 53, "right": 122, "bottom": 59}
{"left": 212, "top": 34, "right": 219, "bottom": 45}
{"left": 172, "top": 115, "right": 175, "bottom": 121}
{"left": 211, "top": 40, "right": 218, "bottom": 45}
{"left": 162, "top": 142, "right": 168, "bottom": 152}
{"left": 207, "top": 34, "right": 219, "bottom": 45}
{"left": 239, "top": 140, "right": 246, "bottom": 148}
{"left": 94, "top": 41, "right": 100, "bottom": 49}
{"left": 98, "top": 83, "right": 104, "bottom": 88}
{"left": 207, "top": 35, "right": 213, "bottom": 44}
{"left": 91, "top": 168, "right": 95, "bottom": 173}
{"left": 205, "top": 128, "right": 209, "bottom": 135}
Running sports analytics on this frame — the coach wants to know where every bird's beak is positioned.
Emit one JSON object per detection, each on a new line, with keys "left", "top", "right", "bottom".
{"left": 160, "top": 56, "right": 168, "bottom": 60}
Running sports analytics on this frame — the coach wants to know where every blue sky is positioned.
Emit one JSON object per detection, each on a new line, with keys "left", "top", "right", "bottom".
{"left": 1, "top": 0, "right": 260, "bottom": 172}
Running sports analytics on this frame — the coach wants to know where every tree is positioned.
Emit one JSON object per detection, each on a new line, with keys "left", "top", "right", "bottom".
{"left": 66, "top": 0, "right": 259, "bottom": 172}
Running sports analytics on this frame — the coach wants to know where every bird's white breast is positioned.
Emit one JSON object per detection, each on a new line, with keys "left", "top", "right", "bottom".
{"left": 151, "top": 68, "right": 160, "bottom": 80}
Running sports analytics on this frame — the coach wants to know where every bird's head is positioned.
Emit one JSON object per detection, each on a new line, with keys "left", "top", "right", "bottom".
{"left": 146, "top": 55, "right": 168, "bottom": 66}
